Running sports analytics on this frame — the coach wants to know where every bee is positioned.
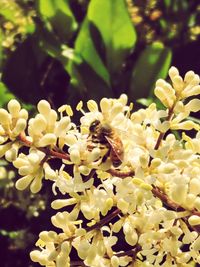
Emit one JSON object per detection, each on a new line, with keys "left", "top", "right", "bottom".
{"left": 88, "top": 120, "right": 124, "bottom": 167}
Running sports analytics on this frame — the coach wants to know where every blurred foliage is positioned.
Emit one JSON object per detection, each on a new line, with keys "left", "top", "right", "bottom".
{"left": 0, "top": 0, "right": 200, "bottom": 108}
{"left": 0, "top": 0, "right": 200, "bottom": 266}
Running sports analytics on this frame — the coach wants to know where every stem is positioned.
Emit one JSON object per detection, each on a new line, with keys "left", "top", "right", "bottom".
{"left": 154, "top": 106, "right": 174, "bottom": 150}
{"left": 114, "top": 245, "right": 141, "bottom": 258}
{"left": 85, "top": 208, "right": 121, "bottom": 232}
{"left": 39, "top": 148, "right": 70, "bottom": 161}
{"left": 70, "top": 261, "right": 87, "bottom": 267}
{"left": 152, "top": 185, "right": 200, "bottom": 233}
{"left": 18, "top": 133, "right": 70, "bottom": 161}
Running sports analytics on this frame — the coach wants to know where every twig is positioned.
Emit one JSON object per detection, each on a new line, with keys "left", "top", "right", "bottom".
{"left": 70, "top": 261, "right": 87, "bottom": 267}
{"left": 85, "top": 208, "right": 121, "bottom": 232}
{"left": 152, "top": 185, "right": 200, "bottom": 233}
{"left": 154, "top": 106, "right": 174, "bottom": 150}
{"left": 18, "top": 133, "right": 70, "bottom": 161}
{"left": 114, "top": 245, "right": 141, "bottom": 258}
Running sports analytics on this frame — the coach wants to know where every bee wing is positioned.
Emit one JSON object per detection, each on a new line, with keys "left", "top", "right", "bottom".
{"left": 105, "top": 136, "right": 124, "bottom": 161}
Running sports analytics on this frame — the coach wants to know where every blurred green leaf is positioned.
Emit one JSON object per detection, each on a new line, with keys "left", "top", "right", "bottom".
{"left": 0, "top": 7, "right": 16, "bottom": 23}
{"left": 75, "top": 18, "right": 110, "bottom": 86}
{"left": 163, "top": 0, "right": 172, "bottom": 9}
{"left": 1, "top": 36, "right": 47, "bottom": 104}
{"left": 129, "top": 42, "right": 172, "bottom": 101}
{"left": 0, "top": 82, "right": 15, "bottom": 107}
{"left": 37, "top": 0, "right": 78, "bottom": 42}
{"left": 137, "top": 98, "right": 153, "bottom": 107}
{"left": 71, "top": 0, "right": 137, "bottom": 99}
{"left": 87, "top": 0, "right": 137, "bottom": 76}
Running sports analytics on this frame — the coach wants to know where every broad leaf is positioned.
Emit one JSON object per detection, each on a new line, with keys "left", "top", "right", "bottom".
{"left": 75, "top": 19, "right": 111, "bottom": 87}
{"left": 2, "top": 36, "right": 44, "bottom": 104}
{"left": 129, "top": 42, "right": 172, "bottom": 101}
{"left": 37, "top": 0, "right": 77, "bottom": 42}
{"left": 72, "top": 0, "right": 137, "bottom": 99}
{"left": 0, "top": 82, "right": 15, "bottom": 107}
{"left": 87, "top": 0, "right": 137, "bottom": 76}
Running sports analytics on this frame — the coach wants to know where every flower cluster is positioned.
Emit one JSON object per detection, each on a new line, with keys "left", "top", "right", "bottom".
{"left": 0, "top": 66, "right": 200, "bottom": 266}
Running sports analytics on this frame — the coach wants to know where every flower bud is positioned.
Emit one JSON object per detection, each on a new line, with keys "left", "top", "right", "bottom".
{"left": 64, "top": 134, "right": 77, "bottom": 146}
{"left": 30, "top": 250, "right": 42, "bottom": 263}
{"left": 154, "top": 87, "right": 172, "bottom": 107}
{"left": 192, "top": 236, "right": 200, "bottom": 251}
{"left": 117, "top": 199, "right": 129, "bottom": 214}
{"left": 100, "top": 98, "right": 110, "bottom": 112}
{"left": 172, "top": 75, "right": 183, "bottom": 92}
{"left": 171, "top": 184, "right": 187, "bottom": 204}
{"left": 182, "top": 85, "right": 200, "bottom": 98}
{"left": 30, "top": 171, "right": 43, "bottom": 193}
{"left": 15, "top": 174, "right": 33, "bottom": 190}
{"left": 139, "top": 154, "right": 149, "bottom": 168}
{"left": 111, "top": 256, "right": 119, "bottom": 267}
{"left": 5, "top": 147, "right": 18, "bottom": 162}
{"left": 189, "top": 215, "right": 200, "bottom": 226}
{"left": 70, "top": 149, "right": 81, "bottom": 165}
{"left": 190, "top": 178, "right": 200, "bottom": 196}
{"left": 111, "top": 103, "right": 123, "bottom": 116}
{"left": 78, "top": 165, "right": 90, "bottom": 175}
{"left": 56, "top": 253, "right": 68, "bottom": 267}
{"left": 38, "top": 133, "right": 57, "bottom": 147}
{"left": 119, "top": 94, "right": 128, "bottom": 105}
{"left": 55, "top": 117, "right": 70, "bottom": 135}
{"left": 88, "top": 147, "right": 101, "bottom": 162}
{"left": 48, "top": 110, "right": 57, "bottom": 128}
{"left": 184, "top": 70, "right": 195, "bottom": 83}
{"left": 169, "top": 66, "right": 179, "bottom": 80}
{"left": 194, "top": 197, "right": 200, "bottom": 211}
{"left": 75, "top": 228, "right": 86, "bottom": 236}
{"left": 7, "top": 99, "right": 21, "bottom": 117}
{"left": 39, "top": 231, "right": 53, "bottom": 242}
{"left": 124, "top": 227, "right": 138, "bottom": 246}
{"left": 185, "top": 99, "right": 200, "bottom": 112}
{"left": 183, "top": 231, "right": 198, "bottom": 244}
{"left": 37, "top": 100, "right": 51, "bottom": 116}
{"left": 44, "top": 165, "right": 57, "bottom": 180}
{"left": 32, "top": 115, "right": 47, "bottom": 134}
{"left": 48, "top": 250, "right": 59, "bottom": 261}
{"left": 0, "top": 143, "right": 12, "bottom": 158}
{"left": 0, "top": 109, "right": 11, "bottom": 125}
{"left": 61, "top": 241, "right": 70, "bottom": 253}
{"left": 19, "top": 109, "right": 28, "bottom": 120}
{"left": 28, "top": 152, "right": 40, "bottom": 165}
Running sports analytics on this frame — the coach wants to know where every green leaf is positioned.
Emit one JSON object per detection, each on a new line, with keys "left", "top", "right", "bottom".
{"left": 75, "top": 18, "right": 110, "bottom": 86}
{"left": 0, "top": 6, "right": 16, "bottom": 23}
{"left": 0, "top": 82, "right": 15, "bottom": 107}
{"left": 37, "top": 0, "right": 78, "bottom": 42}
{"left": 87, "top": 0, "right": 137, "bottom": 76}
{"left": 1, "top": 36, "right": 47, "bottom": 104}
{"left": 163, "top": 0, "right": 172, "bottom": 9}
{"left": 137, "top": 98, "right": 153, "bottom": 107}
{"left": 71, "top": 0, "right": 137, "bottom": 99}
{"left": 129, "top": 42, "right": 172, "bottom": 101}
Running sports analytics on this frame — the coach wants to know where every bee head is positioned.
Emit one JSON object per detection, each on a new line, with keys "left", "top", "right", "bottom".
{"left": 101, "top": 123, "right": 112, "bottom": 135}
{"left": 89, "top": 119, "right": 101, "bottom": 133}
